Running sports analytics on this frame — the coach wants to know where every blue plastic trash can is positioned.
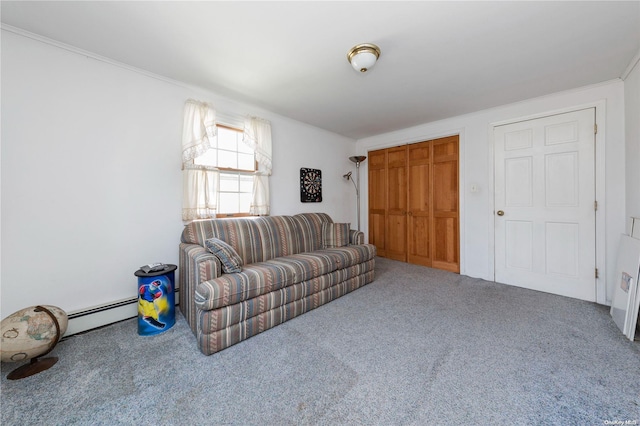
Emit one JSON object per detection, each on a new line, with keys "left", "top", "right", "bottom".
{"left": 134, "top": 264, "right": 177, "bottom": 336}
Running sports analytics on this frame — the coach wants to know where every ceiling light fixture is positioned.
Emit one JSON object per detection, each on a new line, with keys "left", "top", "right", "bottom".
{"left": 347, "top": 43, "right": 381, "bottom": 73}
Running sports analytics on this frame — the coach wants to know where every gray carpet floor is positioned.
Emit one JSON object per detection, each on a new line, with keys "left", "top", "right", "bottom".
{"left": 2, "top": 257, "right": 639, "bottom": 425}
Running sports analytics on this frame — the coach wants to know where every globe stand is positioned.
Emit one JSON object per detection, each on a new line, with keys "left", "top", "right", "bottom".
{"left": 7, "top": 356, "right": 59, "bottom": 380}
{"left": 6, "top": 306, "right": 62, "bottom": 380}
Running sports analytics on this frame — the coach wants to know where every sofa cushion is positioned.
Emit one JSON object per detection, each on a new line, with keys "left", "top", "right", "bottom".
{"left": 320, "top": 245, "right": 378, "bottom": 269}
{"left": 195, "top": 262, "right": 298, "bottom": 311}
{"left": 267, "top": 252, "right": 339, "bottom": 283}
{"left": 205, "top": 238, "right": 244, "bottom": 273}
{"left": 254, "top": 215, "right": 302, "bottom": 259}
{"left": 198, "top": 270, "right": 347, "bottom": 333}
{"left": 184, "top": 218, "right": 264, "bottom": 264}
{"left": 292, "top": 213, "right": 333, "bottom": 253}
{"left": 322, "top": 222, "right": 350, "bottom": 248}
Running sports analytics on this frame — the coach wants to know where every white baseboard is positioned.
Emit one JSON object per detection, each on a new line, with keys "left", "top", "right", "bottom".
{"left": 64, "top": 290, "right": 179, "bottom": 337}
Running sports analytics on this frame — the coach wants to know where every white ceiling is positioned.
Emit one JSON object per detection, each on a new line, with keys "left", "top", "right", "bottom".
{"left": 2, "top": 1, "right": 639, "bottom": 139}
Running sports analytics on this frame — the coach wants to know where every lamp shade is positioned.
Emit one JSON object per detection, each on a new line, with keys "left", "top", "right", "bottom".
{"left": 347, "top": 44, "right": 381, "bottom": 73}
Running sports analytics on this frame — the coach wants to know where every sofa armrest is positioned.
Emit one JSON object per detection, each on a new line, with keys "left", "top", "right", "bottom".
{"left": 179, "top": 243, "right": 222, "bottom": 283}
{"left": 179, "top": 242, "right": 222, "bottom": 333}
{"left": 349, "top": 229, "right": 364, "bottom": 245}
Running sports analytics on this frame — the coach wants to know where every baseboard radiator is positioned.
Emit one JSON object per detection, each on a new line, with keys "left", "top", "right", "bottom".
{"left": 65, "top": 290, "right": 179, "bottom": 337}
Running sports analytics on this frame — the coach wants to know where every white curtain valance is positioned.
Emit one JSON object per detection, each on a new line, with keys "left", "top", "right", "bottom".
{"left": 243, "top": 116, "right": 272, "bottom": 174}
{"left": 182, "top": 99, "right": 216, "bottom": 165}
{"left": 182, "top": 99, "right": 218, "bottom": 221}
{"left": 243, "top": 116, "right": 272, "bottom": 216}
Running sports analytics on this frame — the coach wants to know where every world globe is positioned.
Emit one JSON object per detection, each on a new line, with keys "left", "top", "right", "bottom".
{"left": 1, "top": 305, "right": 68, "bottom": 379}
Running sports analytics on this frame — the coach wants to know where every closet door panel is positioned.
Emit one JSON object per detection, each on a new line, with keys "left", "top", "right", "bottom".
{"left": 433, "top": 160, "right": 458, "bottom": 212}
{"left": 432, "top": 136, "right": 460, "bottom": 273}
{"left": 408, "top": 141, "right": 431, "bottom": 266}
{"left": 368, "top": 149, "right": 387, "bottom": 256}
{"left": 433, "top": 216, "right": 459, "bottom": 272}
{"left": 409, "top": 216, "right": 430, "bottom": 265}
{"left": 386, "top": 147, "right": 407, "bottom": 261}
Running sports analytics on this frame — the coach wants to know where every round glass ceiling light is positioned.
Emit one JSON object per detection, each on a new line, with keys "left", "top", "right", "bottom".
{"left": 347, "top": 43, "right": 381, "bottom": 73}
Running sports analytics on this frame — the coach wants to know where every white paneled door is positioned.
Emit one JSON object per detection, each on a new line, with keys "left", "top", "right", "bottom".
{"left": 494, "top": 108, "right": 596, "bottom": 301}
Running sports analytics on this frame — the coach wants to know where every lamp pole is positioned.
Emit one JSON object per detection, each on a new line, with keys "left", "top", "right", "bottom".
{"left": 348, "top": 156, "right": 367, "bottom": 231}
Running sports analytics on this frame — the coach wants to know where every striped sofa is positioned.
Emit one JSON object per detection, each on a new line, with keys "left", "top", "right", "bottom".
{"left": 179, "top": 213, "right": 377, "bottom": 355}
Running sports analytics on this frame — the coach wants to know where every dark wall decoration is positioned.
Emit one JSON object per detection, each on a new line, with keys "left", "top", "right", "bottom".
{"left": 300, "top": 168, "right": 322, "bottom": 202}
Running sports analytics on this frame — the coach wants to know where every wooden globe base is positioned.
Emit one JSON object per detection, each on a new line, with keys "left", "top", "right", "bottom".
{"left": 7, "top": 356, "right": 59, "bottom": 380}
{"left": 3, "top": 305, "right": 64, "bottom": 380}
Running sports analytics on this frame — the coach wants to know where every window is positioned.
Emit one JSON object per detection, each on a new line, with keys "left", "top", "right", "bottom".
{"left": 181, "top": 99, "right": 272, "bottom": 221}
{"left": 194, "top": 125, "right": 255, "bottom": 216}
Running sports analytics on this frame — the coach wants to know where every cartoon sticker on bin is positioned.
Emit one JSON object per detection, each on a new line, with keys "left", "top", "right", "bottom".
{"left": 138, "top": 278, "right": 172, "bottom": 331}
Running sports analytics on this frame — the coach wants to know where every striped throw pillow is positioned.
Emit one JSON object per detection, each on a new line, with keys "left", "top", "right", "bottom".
{"left": 205, "top": 238, "right": 243, "bottom": 273}
{"left": 322, "top": 222, "right": 350, "bottom": 248}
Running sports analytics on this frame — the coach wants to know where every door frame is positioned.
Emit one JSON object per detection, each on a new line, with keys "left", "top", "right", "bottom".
{"left": 488, "top": 101, "right": 606, "bottom": 304}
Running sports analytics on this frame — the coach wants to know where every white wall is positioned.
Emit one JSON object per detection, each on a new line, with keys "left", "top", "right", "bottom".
{"left": 624, "top": 54, "right": 640, "bottom": 232}
{"left": 269, "top": 116, "right": 361, "bottom": 224}
{"left": 357, "top": 80, "right": 626, "bottom": 304}
{"left": 1, "top": 30, "right": 357, "bottom": 319}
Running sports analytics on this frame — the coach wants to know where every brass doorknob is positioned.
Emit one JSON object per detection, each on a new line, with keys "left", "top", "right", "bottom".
{"left": 497, "top": 210, "right": 504, "bottom": 216}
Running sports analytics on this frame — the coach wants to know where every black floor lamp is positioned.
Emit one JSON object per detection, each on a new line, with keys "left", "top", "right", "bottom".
{"left": 343, "top": 155, "right": 367, "bottom": 231}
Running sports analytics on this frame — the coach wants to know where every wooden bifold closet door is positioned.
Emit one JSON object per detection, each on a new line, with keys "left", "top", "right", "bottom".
{"left": 368, "top": 135, "right": 459, "bottom": 273}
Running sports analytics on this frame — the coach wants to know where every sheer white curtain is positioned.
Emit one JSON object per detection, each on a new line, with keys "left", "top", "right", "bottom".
{"left": 242, "top": 117, "right": 272, "bottom": 216}
{"left": 182, "top": 99, "right": 219, "bottom": 221}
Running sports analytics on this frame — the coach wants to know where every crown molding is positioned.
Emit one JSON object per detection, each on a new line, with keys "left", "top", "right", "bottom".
{"left": 621, "top": 49, "right": 640, "bottom": 81}
{"left": 1, "top": 23, "right": 190, "bottom": 89}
